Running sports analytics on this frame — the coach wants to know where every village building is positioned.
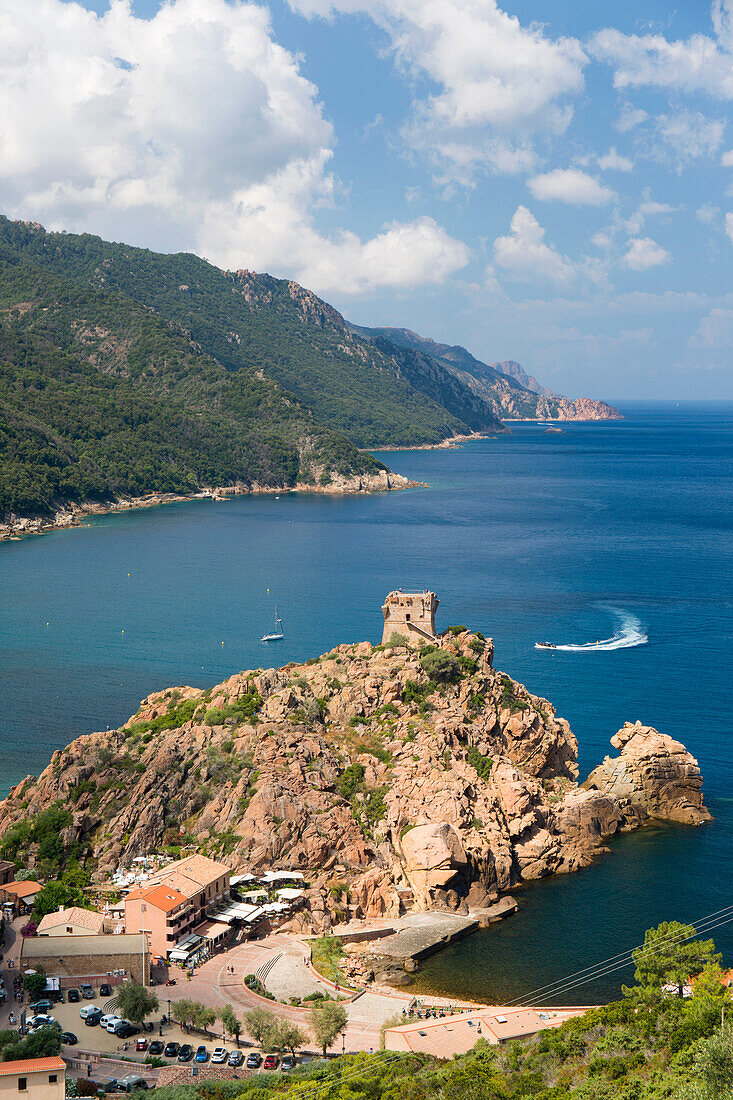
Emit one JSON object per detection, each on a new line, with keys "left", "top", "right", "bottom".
{"left": 381, "top": 590, "right": 439, "bottom": 645}
{"left": 0, "top": 1057, "right": 65, "bottom": 1099}
{"left": 21, "top": 932, "right": 149, "bottom": 987}
{"left": 0, "top": 881, "right": 43, "bottom": 915}
{"left": 37, "top": 906, "right": 106, "bottom": 937}
{"left": 0, "top": 861, "right": 16, "bottom": 887}
{"left": 123, "top": 853, "right": 231, "bottom": 961}
{"left": 124, "top": 883, "right": 195, "bottom": 959}
{"left": 384, "top": 1007, "right": 583, "bottom": 1057}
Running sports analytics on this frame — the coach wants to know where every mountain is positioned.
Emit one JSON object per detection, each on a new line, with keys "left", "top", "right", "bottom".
{"left": 0, "top": 627, "right": 707, "bottom": 929}
{"left": 490, "top": 358, "right": 553, "bottom": 397}
{"left": 359, "top": 326, "right": 621, "bottom": 421}
{"left": 0, "top": 216, "right": 616, "bottom": 522}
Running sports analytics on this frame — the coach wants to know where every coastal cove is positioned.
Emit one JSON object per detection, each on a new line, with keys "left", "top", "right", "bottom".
{"left": 1, "top": 402, "right": 731, "bottom": 1005}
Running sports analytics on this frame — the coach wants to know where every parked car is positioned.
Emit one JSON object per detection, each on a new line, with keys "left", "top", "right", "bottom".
{"left": 105, "top": 1017, "right": 123, "bottom": 1034}
{"left": 61, "top": 1032, "right": 79, "bottom": 1046}
{"left": 263, "top": 1054, "right": 279, "bottom": 1071}
{"left": 27, "top": 1014, "right": 54, "bottom": 1029}
{"left": 100, "top": 1014, "right": 122, "bottom": 1029}
{"left": 227, "top": 1050, "right": 243, "bottom": 1067}
{"left": 67, "top": 988, "right": 81, "bottom": 1003}
{"left": 211, "top": 1047, "right": 228, "bottom": 1065}
{"left": 177, "top": 1044, "right": 194, "bottom": 1063}
{"left": 246, "top": 1052, "right": 262, "bottom": 1068}
{"left": 99, "top": 983, "right": 112, "bottom": 997}
{"left": 195, "top": 1046, "right": 208, "bottom": 1063}
{"left": 280, "top": 1054, "right": 295, "bottom": 1071}
{"left": 148, "top": 1041, "right": 164, "bottom": 1057}
{"left": 50, "top": 990, "right": 65, "bottom": 1004}
{"left": 115, "top": 1021, "right": 141, "bottom": 1039}
{"left": 81, "top": 984, "right": 95, "bottom": 999}
{"left": 29, "top": 999, "right": 53, "bottom": 1013}
{"left": 80, "top": 1004, "right": 102, "bottom": 1019}
{"left": 136, "top": 1038, "right": 148, "bottom": 1052}
{"left": 85, "top": 1010, "right": 103, "bottom": 1027}
{"left": 118, "top": 1074, "right": 149, "bottom": 1092}
{"left": 163, "top": 1041, "right": 180, "bottom": 1058}
{"left": 95, "top": 1076, "right": 120, "bottom": 1093}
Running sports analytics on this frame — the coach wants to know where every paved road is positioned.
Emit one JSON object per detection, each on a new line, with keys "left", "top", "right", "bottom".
{"left": 175, "top": 932, "right": 477, "bottom": 1053}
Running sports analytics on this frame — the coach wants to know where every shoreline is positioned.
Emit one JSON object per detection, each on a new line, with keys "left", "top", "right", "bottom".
{"left": 372, "top": 415, "right": 623, "bottom": 452}
{"left": 0, "top": 470, "right": 426, "bottom": 544}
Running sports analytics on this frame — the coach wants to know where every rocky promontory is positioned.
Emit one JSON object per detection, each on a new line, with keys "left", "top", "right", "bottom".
{"left": 0, "top": 630, "right": 708, "bottom": 931}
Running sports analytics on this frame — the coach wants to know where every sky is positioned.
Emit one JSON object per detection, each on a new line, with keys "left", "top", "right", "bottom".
{"left": 0, "top": 0, "right": 731, "bottom": 399}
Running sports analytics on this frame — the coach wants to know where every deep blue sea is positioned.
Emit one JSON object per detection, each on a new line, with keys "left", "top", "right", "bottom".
{"left": 1, "top": 402, "right": 731, "bottom": 1004}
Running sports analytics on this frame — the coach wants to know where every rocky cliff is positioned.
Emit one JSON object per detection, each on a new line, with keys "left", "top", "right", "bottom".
{"left": 0, "top": 631, "right": 707, "bottom": 930}
{"left": 358, "top": 327, "right": 622, "bottom": 423}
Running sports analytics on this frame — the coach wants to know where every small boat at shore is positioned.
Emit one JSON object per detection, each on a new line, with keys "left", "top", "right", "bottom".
{"left": 262, "top": 606, "right": 284, "bottom": 642}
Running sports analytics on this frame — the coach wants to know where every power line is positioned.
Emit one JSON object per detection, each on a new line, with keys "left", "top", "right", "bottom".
{"left": 505, "top": 903, "right": 733, "bottom": 1008}
{"left": 510, "top": 910, "right": 733, "bottom": 1008}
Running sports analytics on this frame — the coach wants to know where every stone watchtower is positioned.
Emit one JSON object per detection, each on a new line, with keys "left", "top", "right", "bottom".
{"left": 382, "top": 590, "right": 439, "bottom": 645}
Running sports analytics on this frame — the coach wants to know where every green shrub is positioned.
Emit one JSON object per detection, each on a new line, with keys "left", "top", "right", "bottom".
{"left": 419, "top": 648, "right": 461, "bottom": 684}
{"left": 467, "top": 746, "right": 493, "bottom": 781}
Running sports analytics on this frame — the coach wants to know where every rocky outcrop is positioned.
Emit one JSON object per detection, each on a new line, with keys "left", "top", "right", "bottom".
{"left": 583, "top": 721, "right": 711, "bottom": 826}
{"left": 0, "top": 634, "right": 709, "bottom": 932}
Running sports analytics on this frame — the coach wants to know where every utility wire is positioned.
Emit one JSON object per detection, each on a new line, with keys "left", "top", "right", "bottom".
{"left": 505, "top": 903, "right": 733, "bottom": 1008}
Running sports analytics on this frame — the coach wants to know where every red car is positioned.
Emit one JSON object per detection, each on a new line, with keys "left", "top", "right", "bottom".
{"left": 136, "top": 1038, "right": 148, "bottom": 1052}
{"left": 263, "top": 1054, "right": 279, "bottom": 1070}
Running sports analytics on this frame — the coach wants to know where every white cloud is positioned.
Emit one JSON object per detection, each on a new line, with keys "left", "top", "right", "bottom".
{"left": 597, "top": 148, "right": 634, "bottom": 171}
{"left": 690, "top": 307, "right": 733, "bottom": 347}
{"left": 616, "top": 104, "right": 648, "bottom": 132}
{"left": 287, "top": 0, "right": 587, "bottom": 181}
{"left": 727, "top": 212, "right": 733, "bottom": 241}
{"left": 623, "top": 236, "right": 671, "bottom": 271}
{"left": 724, "top": 150, "right": 733, "bottom": 166}
{"left": 493, "top": 205, "right": 575, "bottom": 282}
{"left": 591, "top": 2, "right": 733, "bottom": 98}
{"left": 696, "top": 203, "right": 719, "bottom": 223}
{"left": 0, "top": 0, "right": 467, "bottom": 296}
{"left": 528, "top": 168, "right": 615, "bottom": 206}
{"left": 652, "top": 110, "right": 725, "bottom": 169}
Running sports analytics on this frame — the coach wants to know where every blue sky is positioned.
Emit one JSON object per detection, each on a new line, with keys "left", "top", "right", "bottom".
{"left": 1, "top": 0, "right": 731, "bottom": 398}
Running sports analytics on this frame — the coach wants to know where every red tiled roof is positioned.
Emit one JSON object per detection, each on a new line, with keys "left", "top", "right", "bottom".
{"left": 1, "top": 880, "right": 42, "bottom": 898}
{"left": 126, "top": 884, "right": 188, "bottom": 913}
{"left": 0, "top": 1056, "right": 66, "bottom": 1076}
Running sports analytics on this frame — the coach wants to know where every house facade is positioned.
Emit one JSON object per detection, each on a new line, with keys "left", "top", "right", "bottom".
{"left": 0, "top": 1057, "right": 65, "bottom": 1099}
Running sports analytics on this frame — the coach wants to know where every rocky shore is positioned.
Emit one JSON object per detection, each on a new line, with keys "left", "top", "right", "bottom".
{"left": 0, "top": 628, "right": 709, "bottom": 959}
{"left": 0, "top": 471, "right": 423, "bottom": 543}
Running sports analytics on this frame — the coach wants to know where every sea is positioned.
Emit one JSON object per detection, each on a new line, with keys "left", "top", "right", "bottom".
{"left": 1, "top": 401, "right": 731, "bottom": 1005}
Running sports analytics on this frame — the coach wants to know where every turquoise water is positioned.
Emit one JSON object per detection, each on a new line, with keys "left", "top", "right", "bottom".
{"left": 1, "top": 402, "right": 731, "bottom": 1002}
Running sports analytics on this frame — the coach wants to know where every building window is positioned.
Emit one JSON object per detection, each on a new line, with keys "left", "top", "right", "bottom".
{"left": 66, "top": 926, "right": 73, "bottom": 932}
{"left": 18, "top": 1078, "right": 27, "bottom": 1091}
{"left": 49, "top": 1075, "right": 58, "bottom": 1083}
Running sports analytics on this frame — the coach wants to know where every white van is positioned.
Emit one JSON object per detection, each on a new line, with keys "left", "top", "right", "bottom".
{"left": 79, "top": 1003, "right": 101, "bottom": 1019}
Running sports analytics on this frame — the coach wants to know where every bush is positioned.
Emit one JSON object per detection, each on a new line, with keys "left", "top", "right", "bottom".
{"left": 467, "top": 746, "right": 493, "bottom": 781}
{"left": 419, "top": 648, "right": 461, "bottom": 684}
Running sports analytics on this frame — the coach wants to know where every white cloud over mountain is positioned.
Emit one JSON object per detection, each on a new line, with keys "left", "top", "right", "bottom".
{"left": 0, "top": 0, "right": 468, "bottom": 295}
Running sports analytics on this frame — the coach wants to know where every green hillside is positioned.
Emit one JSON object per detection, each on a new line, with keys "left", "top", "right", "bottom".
{"left": 0, "top": 218, "right": 506, "bottom": 453}
{"left": 0, "top": 238, "right": 384, "bottom": 518}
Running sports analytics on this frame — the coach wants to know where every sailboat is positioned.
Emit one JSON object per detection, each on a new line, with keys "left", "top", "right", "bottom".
{"left": 262, "top": 605, "right": 284, "bottom": 642}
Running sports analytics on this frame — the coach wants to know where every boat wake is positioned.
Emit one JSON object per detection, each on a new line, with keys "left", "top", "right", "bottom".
{"left": 535, "top": 610, "right": 648, "bottom": 652}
